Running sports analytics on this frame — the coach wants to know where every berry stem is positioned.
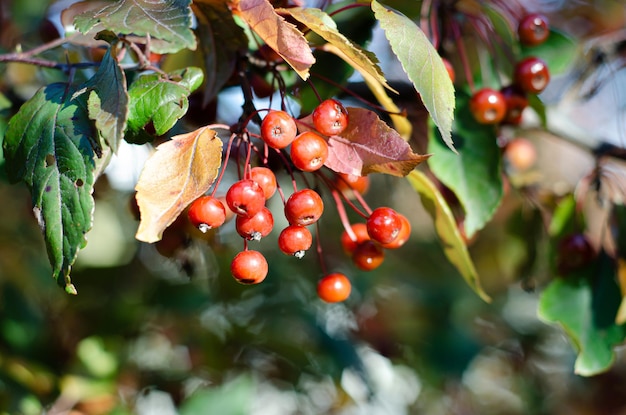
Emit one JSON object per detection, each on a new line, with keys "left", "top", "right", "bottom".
{"left": 451, "top": 18, "right": 475, "bottom": 93}
{"left": 210, "top": 133, "right": 237, "bottom": 197}
{"left": 314, "top": 221, "right": 328, "bottom": 275}
{"left": 327, "top": 3, "right": 368, "bottom": 18}
{"left": 330, "top": 189, "right": 358, "bottom": 242}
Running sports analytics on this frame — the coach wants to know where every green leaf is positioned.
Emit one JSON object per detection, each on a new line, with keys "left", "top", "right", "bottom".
{"left": 3, "top": 83, "right": 98, "bottom": 294}
{"left": 372, "top": 0, "right": 455, "bottom": 151}
{"left": 538, "top": 253, "right": 625, "bottom": 376}
{"left": 407, "top": 170, "right": 490, "bottom": 302}
{"left": 521, "top": 30, "right": 577, "bottom": 75}
{"left": 80, "top": 46, "right": 128, "bottom": 154}
{"left": 193, "top": 2, "right": 248, "bottom": 104}
{"left": 527, "top": 93, "right": 547, "bottom": 128}
{"left": 180, "top": 376, "right": 254, "bottom": 415}
{"left": 126, "top": 67, "right": 203, "bottom": 139}
{"left": 427, "top": 91, "right": 503, "bottom": 238}
{"left": 73, "top": 0, "right": 197, "bottom": 54}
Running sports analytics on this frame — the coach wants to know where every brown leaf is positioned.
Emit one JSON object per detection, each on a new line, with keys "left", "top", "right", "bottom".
{"left": 135, "top": 127, "right": 223, "bottom": 243}
{"left": 233, "top": 0, "right": 315, "bottom": 79}
{"left": 302, "top": 108, "right": 429, "bottom": 177}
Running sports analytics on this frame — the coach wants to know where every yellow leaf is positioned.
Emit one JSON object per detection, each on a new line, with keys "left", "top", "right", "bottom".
{"left": 615, "top": 259, "right": 626, "bottom": 324}
{"left": 233, "top": 0, "right": 315, "bottom": 80}
{"left": 135, "top": 127, "right": 223, "bottom": 243}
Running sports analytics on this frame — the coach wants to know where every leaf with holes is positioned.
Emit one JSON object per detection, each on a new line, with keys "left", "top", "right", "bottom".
{"left": 372, "top": 0, "right": 455, "bottom": 152}
{"left": 73, "top": 0, "right": 197, "bottom": 54}
{"left": 233, "top": 0, "right": 315, "bottom": 80}
{"left": 2, "top": 83, "right": 99, "bottom": 294}
{"left": 135, "top": 127, "right": 223, "bottom": 243}
{"left": 126, "top": 67, "right": 203, "bottom": 143}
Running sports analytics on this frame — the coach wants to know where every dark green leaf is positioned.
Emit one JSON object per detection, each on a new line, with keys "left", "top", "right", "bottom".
{"left": 521, "top": 30, "right": 577, "bottom": 75}
{"left": 3, "top": 83, "right": 98, "bottom": 294}
{"left": 427, "top": 91, "right": 503, "bottom": 238}
{"left": 126, "top": 67, "right": 203, "bottom": 137}
{"left": 193, "top": 2, "right": 248, "bottom": 104}
{"left": 73, "top": 0, "right": 197, "bottom": 54}
{"left": 372, "top": 0, "right": 455, "bottom": 152}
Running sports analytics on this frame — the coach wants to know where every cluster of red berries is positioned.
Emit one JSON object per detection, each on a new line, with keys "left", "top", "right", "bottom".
{"left": 468, "top": 14, "right": 551, "bottom": 127}
{"left": 183, "top": 98, "right": 409, "bottom": 303}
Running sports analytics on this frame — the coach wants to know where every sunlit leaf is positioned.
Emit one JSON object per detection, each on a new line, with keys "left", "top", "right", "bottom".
{"left": 192, "top": 1, "right": 248, "bottom": 104}
{"left": 233, "top": 0, "right": 315, "bottom": 80}
{"left": 3, "top": 83, "right": 99, "bottom": 294}
{"left": 73, "top": 0, "right": 197, "bottom": 54}
{"left": 135, "top": 127, "right": 223, "bottom": 243}
{"left": 372, "top": 0, "right": 455, "bottom": 152}
{"left": 428, "top": 91, "right": 503, "bottom": 238}
{"left": 407, "top": 170, "right": 491, "bottom": 302}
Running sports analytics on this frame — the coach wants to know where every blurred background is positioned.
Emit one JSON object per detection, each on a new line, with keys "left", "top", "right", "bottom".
{"left": 2, "top": 0, "right": 626, "bottom": 414}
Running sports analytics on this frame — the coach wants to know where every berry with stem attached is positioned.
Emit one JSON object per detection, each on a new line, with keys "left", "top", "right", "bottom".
{"left": 231, "top": 250, "right": 269, "bottom": 284}
{"left": 340, "top": 223, "right": 370, "bottom": 255}
{"left": 518, "top": 14, "right": 550, "bottom": 46}
{"left": 236, "top": 207, "right": 274, "bottom": 240}
{"left": 188, "top": 196, "right": 227, "bottom": 233}
{"left": 290, "top": 131, "right": 329, "bottom": 172}
{"left": 500, "top": 85, "right": 528, "bottom": 125}
{"left": 352, "top": 240, "right": 385, "bottom": 271}
{"left": 284, "top": 189, "right": 324, "bottom": 226}
{"left": 334, "top": 173, "right": 370, "bottom": 198}
{"left": 278, "top": 225, "right": 313, "bottom": 258}
{"left": 250, "top": 166, "right": 277, "bottom": 199}
{"left": 261, "top": 110, "right": 298, "bottom": 149}
{"left": 366, "top": 207, "right": 402, "bottom": 244}
{"left": 226, "top": 179, "right": 266, "bottom": 217}
{"left": 381, "top": 213, "right": 411, "bottom": 249}
{"left": 514, "top": 57, "right": 550, "bottom": 94}
{"left": 312, "top": 98, "right": 349, "bottom": 136}
{"left": 469, "top": 88, "right": 507, "bottom": 125}
{"left": 317, "top": 272, "right": 351, "bottom": 302}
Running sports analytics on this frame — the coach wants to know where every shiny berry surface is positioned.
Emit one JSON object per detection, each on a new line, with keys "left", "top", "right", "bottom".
{"left": 188, "top": 195, "right": 227, "bottom": 233}
{"left": 278, "top": 225, "right": 313, "bottom": 258}
{"left": 312, "top": 99, "right": 349, "bottom": 136}
{"left": 469, "top": 88, "right": 506, "bottom": 125}
{"left": 226, "top": 179, "right": 266, "bottom": 217}
{"left": 366, "top": 207, "right": 402, "bottom": 244}
{"left": 381, "top": 213, "right": 411, "bottom": 249}
{"left": 235, "top": 207, "right": 274, "bottom": 240}
{"left": 518, "top": 14, "right": 550, "bottom": 46}
{"left": 260, "top": 110, "right": 298, "bottom": 149}
{"left": 231, "top": 250, "right": 268, "bottom": 284}
{"left": 500, "top": 86, "right": 528, "bottom": 125}
{"left": 514, "top": 57, "right": 550, "bottom": 94}
{"left": 250, "top": 166, "right": 277, "bottom": 200}
{"left": 290, "top": 131, "right": 329, "bottom": 172}
{"left": 317, "top": 273, "right": 351, "bottom": 303}
{"left": 352, "top": 241, "right": 385, "bottom": 271}
{"left": 340, "top": 223, "right": 370, "bottom": 255}
{"left": 284, "top": 189, "right": 324, "bottom": 226}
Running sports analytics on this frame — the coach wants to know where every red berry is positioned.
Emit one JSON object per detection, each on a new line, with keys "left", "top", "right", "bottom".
{"left": 500, "top": 85, "right": 529, "bottom": 125}
{"left": 317, "top": 272, "right": 351, "bottom": 303}
{"left": 340, "top": 223, "right": 370, "bottom": 255}
{"left": 442, "top": 58, "right": 455, "bottom": 83}
{"left": 290, "top": 131, "right": 329, "bottom": 172}
{"left": 334, "top": 173, "right": 370, "bottom": 197}
{"left": 250, "top": 166, "right": 277, "bottom": 199}
{"left": 231, "top": 250, "right": 268, "bottom": 284}
{"left": 469, "top": 88, "right": 507, "bottom": 124}
{"left": 284, "top": 189, "right": 324, "bottom": 226}
{"left": 518, "top": 14, "right": 550, "bottom": 46}
{"left": 312, "top": 99, "right": 349, "bottom": 136}
{"left": 381, "top": 213, "right": 411, "bottom": 249}
{"left": 514, "top": 57, "right": 550, "bottom": 94}
{"left": 366, "top": 207, "right": 402, "bottom": 244}
{"left": 226, "top": 179, "right": 266, "bottom": 217}
{"left": 278, "top": 225, "right": 313, "bottom": 258}
{"left": 504, "top": 137, "right": 537, "bottom": 171}
{"left": 188, "top": 195, "right": 227, "bottom": 233}
{"left": 235, "top": 207, "right": 274, "bottom": 240}
{"left": 261, "top": 110, "right": 298, "bottom": 149}
{"left": 557, "top": 233, "right": 596, "bottom": 275}
{"left": 352, "top": 241, "right": 385, "bottom": 271}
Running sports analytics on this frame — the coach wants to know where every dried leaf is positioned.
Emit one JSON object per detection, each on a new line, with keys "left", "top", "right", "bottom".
{"left": 233, "top": 0, "right": 315, "bottom": 79}
{"left": 318, "top": 108, "right": 428, "bottom": 177}
{"left": 135, "top": 127, "right": 223, "bottom": 242}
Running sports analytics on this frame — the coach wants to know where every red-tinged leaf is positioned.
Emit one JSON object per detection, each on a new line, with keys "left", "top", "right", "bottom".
{"left": 135, "top": 127, "right": 223, "bottom": 243}
{"left": 233, "top": 0, "right": 315, "bottom": 80}
{"left": 302, "top": 107, "right": 429, "bottom": 177}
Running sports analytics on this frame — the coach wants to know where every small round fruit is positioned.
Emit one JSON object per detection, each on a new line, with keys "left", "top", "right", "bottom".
{"left": 278, "top": 225, "right": 313, "bottom": 258}
{"left": 312, "top": 98, "right": 349, "bottom": 136}
{"left": 557, "top": 233, "right": 595, "bottom": 275}
{"left": 366, "top": 207, "right": 402, "bottom": 244}
{"left": 504, "top": 138, "right": 537, "bottom": 171}
{"left": 340, "top": 223, "right": 370, "bottom": 255}
{"left": 500, "top": 85, "right": 529, "bottom": 125}
{"left": 250, "top": 166, "right": 277, "bottom": 199}
{"left": 518, "top": 14, "right": 550, "bottom": 46}
{"left": 514, "top": 57, "right": 550, "bottom": 94}
{"left": 469, "top": 88, "right": 507, "bottom": 124}
{"left": 352, "top": 241, "right": 385, "bottom": 271}
{"left": 226, "top": 179, "right": 266, "bottom": 217}
{"left": 235, "top": 207, "right": 274, "bottom": 240}
{"left": 334, "top": 173, "right": 370, "bottom": 197}
{"left": 284, "top": 189, "right": 324, "bottom": 226}
{"left": 442, "top": 58, "right": 455, "bottom": 83}
{"left": 290, "top": 131, "right": 329, "bottom": 172}
{"left": 231, "top": 250, "right": 268, "bottom": 284}
{"left": 188, "top": 196, "right": 227, "bottom": 233}
{"left": 261, "top": 110, "right": 298, "bottom": 149}
{"left": 317, "top": 273, "right": 351, "bottom": 303}
{"left": 381, "top": 214, "right": 411, "bottom": 249}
